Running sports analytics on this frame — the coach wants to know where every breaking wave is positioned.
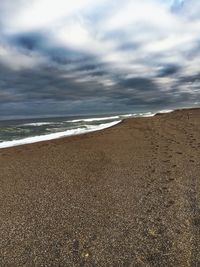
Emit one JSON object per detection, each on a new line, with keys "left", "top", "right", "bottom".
{"left": 0, "top": 121, "right": 121, "bottom": 149}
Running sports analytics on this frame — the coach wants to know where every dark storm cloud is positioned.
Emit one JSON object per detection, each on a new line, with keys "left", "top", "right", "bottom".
{"left": 119, "top": 77, "right": 158, "bottom": 91}
{"left": 0, "top": 55, "right": 199, "bottom": 119}
{"left": 7, "top": 32, "right": 47, "bottom": 51}
{"left": 157, "top": 65, "right": 181, "bottom": 77}
{"left": 180, "top": 73, "right": 200, "bottom": 83}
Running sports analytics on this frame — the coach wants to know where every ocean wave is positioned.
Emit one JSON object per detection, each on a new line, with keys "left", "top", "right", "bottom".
{"left": 120, "top": 112, "right": 155, "bottom": 118}
{"left": 21, "top": 122, "right": 53, "bottom": 126}
{"left": 65, "top": 112, "right": 165, "bottom": 123}
{"left": 138, "top": 112, "right": 155, "bottom": 117}
{"left": 120, "top": 114, "right": 137, "bottom": 118}
{"left": 157, "top": 109, "right": 174, "bottom": 114}
{"left": 67, "top": 116, "right": 120, "bottom": 123}
{"left": 0, "top": 120, "right": 121, "bottom": 149}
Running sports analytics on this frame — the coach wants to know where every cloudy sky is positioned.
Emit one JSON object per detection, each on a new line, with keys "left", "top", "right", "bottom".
{"left": 0, "top": 0, "right": 200, "bottom": 119}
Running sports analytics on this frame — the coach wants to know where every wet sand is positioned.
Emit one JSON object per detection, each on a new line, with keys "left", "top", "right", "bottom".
{"left": 0, "top": 108, "right": 200, "bottom": 266}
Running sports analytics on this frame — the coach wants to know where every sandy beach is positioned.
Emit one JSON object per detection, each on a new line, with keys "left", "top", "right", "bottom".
{"left": 0, "top": 108, "right": 200, "bottom": 266}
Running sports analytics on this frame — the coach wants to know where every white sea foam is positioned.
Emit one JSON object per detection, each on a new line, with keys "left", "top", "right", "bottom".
{"left": 67, "top": 116, "right": 120, "bottom": 123}
{"left": 21, "top": 122, "right": 53, "bottom": 126}
{"left": 68, "top": 114, "right": 142, "bottom": 122}
{"left": 157, "top": 109, "right": 173, "bottom": 114}
{"left": 138, "top": 112, "right": 155, "bottom": 117}
{"left": 120, "top": 113, "right": 137, "bottom": 118}
{"left": 0, "top": 120, "right": 121, "bottom": 149}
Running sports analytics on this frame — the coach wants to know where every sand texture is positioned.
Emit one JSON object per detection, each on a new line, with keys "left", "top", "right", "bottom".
{"left": 0, "top": 108, "right": 200, "bottom": 266}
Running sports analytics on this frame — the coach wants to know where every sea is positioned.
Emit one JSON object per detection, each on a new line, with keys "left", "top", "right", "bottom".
{"left": 0, "top": 110, "right": 172, "bottom": 148}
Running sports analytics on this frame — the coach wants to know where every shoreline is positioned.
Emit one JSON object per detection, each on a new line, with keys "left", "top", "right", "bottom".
{"left": 0, "top": 120, "right": 122, "bottom": 149}
{"left": 0, "top": 108, "right": 177, "bottom": 149}
{"left": 0, "top": 107, "right": 200, "bottom": 265}
{"left": 1, "top": 107, "right": 199, "bottom": 150}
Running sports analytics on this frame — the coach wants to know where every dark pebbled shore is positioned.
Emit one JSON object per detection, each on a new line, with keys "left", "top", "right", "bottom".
{"left": 0, "top": 108, "right": 200, "bottom": 266}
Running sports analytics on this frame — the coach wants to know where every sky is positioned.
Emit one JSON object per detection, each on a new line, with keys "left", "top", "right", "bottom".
{"left": 0, "top": 0, "right": 200, "bottom": 119}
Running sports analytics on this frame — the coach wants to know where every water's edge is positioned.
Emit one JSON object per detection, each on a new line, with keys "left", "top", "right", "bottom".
{"left": 0, "top": 120, "right": 121, "bottom": 149}
{"left": 0, "top": 110, "right": 173, "bottom": 149}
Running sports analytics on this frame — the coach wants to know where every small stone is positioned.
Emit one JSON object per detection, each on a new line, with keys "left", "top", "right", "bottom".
{"left": 148, "top": 229, "right": 157, "bottom": 238}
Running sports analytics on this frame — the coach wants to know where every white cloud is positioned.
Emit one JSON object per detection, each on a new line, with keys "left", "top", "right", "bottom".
{"left": 1, "top": 0, "right": 200, "bottom": 89}
{"left": 103, "top": 0, "right": 176, "bottom": 32}
{"left": 2, "top": 0, "right": 106, "bottom": 33}
{"left": 0, "top": 43, "right": 47, "bottom": 70}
